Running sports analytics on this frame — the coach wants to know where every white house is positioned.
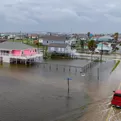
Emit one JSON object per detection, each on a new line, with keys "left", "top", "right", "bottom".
{"left": 8, "top": 34, "right": 15, "bottom": 39}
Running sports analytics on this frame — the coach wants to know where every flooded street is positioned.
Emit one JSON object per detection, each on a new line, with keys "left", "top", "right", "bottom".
{"left": 0, "top": 59, "right": 119, "bottom": 121}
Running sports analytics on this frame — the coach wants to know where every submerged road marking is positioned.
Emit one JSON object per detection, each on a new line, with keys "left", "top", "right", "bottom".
{"left": 106, "top": 82, "right": 121, "bottom": 121}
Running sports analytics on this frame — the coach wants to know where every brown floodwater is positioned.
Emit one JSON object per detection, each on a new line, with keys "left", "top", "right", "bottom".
{"left": 0, "top": 59, "right": 118, "bottom": 121}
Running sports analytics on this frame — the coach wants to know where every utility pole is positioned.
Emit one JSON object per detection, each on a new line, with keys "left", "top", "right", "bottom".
{"left": 67, "top": 77, "right": 72, "bottom": 98}
{"left": 100, "top": 42, "right": 103, "bottom": 61}
{"left": 67, "top": 78, "right": 69, "bottom": 95}
{"left": 20, "top": 31, "right": 22, "bottom": 43}
{"left": 97, "top": 68, "right": 99, "bottom": 80}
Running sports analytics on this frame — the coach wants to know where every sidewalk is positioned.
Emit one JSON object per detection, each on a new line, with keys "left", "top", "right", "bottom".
{"left": 78, "top": 53, "right": 121, "bottom": 59}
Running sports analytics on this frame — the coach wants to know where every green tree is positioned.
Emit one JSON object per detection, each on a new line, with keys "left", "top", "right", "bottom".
{"left": 115, "top": 47, "right": 119, "bottom": 51}
{"left": 88, "top": 40, "right": 97, "bottom": 61}
{"left": 80, "top": 39, "right": 84, "bottom": 52}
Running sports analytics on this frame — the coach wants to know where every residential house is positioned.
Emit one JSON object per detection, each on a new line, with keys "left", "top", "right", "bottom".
{"left": 0, "top": 42, "right": 42, "bottom": 63}
{"left": 8, "top": 34, "right": 15, "bottom": 39}
{"left": 95, "top": 42, "right": 113, "bottom": 54}
{"left": 42, "top": 35, "right": 72, "bottom": 54}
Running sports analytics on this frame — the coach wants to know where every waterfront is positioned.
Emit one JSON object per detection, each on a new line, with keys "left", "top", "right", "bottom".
{"left": 0, "top": 59, "right": 118, "bottom": 121}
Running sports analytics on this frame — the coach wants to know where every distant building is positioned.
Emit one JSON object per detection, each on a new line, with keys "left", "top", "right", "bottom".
{"left": 28, "top": 34, "right": 38, "bottom": 39}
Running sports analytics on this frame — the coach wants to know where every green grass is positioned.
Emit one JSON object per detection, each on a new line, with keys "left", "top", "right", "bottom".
{"left": 8, "top": 39, "right": 43, "bottom": 48}
{"left": 110, "top": 60, "right": 120, "bottom": 73}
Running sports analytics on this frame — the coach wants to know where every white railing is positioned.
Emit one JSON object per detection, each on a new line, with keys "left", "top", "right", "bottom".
{"left": 0, "top": 53, "right": 42, "bottom": 57}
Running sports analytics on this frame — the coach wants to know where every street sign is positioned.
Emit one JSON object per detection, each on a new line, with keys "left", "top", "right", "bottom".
{"left": 67, "top": 78, "right": 72, "bottom": 80}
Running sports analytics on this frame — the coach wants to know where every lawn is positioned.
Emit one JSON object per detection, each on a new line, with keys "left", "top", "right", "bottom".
{"left": 8, "top": 39, "right": 43, "bottom": 48}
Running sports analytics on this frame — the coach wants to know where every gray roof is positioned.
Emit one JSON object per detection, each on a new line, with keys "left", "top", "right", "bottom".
{"left": 0, "top": 42, "right": 35, "bottom": 50}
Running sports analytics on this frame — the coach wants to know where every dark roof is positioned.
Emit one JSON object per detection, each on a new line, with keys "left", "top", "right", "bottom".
{"left": 48, "top": 43, "right": 68, "bottom": 48}
{"left": 42, "top": 35, "right": 68, "bottom": 41}
{"left": 0, "top": 42, "right": 35, "bottom": 50}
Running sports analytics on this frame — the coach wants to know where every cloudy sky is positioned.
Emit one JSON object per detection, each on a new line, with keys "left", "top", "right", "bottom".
{"left": 0, "top": 0, "right": 121, "bottom": 33}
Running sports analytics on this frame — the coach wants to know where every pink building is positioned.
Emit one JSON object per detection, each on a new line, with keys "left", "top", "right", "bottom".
{"left": 0, "top": 42, "right": 43, "bottom": 64}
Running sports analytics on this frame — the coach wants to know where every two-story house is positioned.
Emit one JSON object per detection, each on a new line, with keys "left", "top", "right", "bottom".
{"left": 42, "top": 35, "right": 72, "bottom": 54}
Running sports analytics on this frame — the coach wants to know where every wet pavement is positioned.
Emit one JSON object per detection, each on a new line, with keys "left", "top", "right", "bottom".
{"left": 79, "top": 60, "right": 121, "bottom": 121}
{"left": 0, "top": 59, "right": 119, "bottom": 121}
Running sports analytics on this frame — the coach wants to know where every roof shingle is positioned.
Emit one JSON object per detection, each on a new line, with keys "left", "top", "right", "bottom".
{"left": 42, "top": 35, "right": 68, "bottom": 41}
{"left": 0, "top": 42, "right": 35, "bottom": 50}
{"left": 48, "top": 43, "right": 68, "bottom": 48}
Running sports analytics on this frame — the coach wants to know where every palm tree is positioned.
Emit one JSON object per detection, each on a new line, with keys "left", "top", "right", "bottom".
{"left": 80, "top": 39, "right": 84, "bottom": 52}
{"left": 114, "top": 32, "right": 119, "bottom": 42}
{"left": 87, "top": 32, "right": 90, "bottom": 39}
{"left": 88, "top": 40, "right": 97, "bottom": 61}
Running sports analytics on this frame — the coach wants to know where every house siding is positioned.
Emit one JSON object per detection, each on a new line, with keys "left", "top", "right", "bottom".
{"left": 43, "top": 40, "right": 66, "bottom": 45}
{"left": 48, "top": 45, "right": 71, "bottom": 53}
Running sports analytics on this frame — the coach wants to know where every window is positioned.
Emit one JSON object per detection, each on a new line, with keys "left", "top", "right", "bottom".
{"left": 47, "top": 41, "right": 48, "bottom": 43}
{"left": 58, "top": 48, "right": 61, "bottom": 51}
{"left": 51, "top": 47, "right": 55, "bottom": 51}
{"left": 114, "top": 94, "right": 121, "bottom": 97}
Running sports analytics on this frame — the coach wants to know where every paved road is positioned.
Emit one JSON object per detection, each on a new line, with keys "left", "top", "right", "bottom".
{"left": 79, "top": 60, "right": 121, "bottom": 121}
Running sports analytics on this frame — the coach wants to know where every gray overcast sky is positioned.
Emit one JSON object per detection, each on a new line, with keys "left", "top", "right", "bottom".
{"left": 0, "top": 0, "right": 121, "bottom": 33}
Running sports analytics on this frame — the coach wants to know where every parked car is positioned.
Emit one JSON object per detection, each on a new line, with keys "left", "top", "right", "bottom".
{"left": 111, "top": 90, "right": 121, "bottom": 107}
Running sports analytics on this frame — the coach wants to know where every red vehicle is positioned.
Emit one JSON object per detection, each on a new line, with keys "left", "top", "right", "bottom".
{"left": 111, "top": 90, "right": 121, "bottom": 107}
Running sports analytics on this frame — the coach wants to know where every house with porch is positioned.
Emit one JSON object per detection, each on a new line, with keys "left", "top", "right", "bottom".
{"left": 0, "top": 42, "right": 43, "bottom": 64}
